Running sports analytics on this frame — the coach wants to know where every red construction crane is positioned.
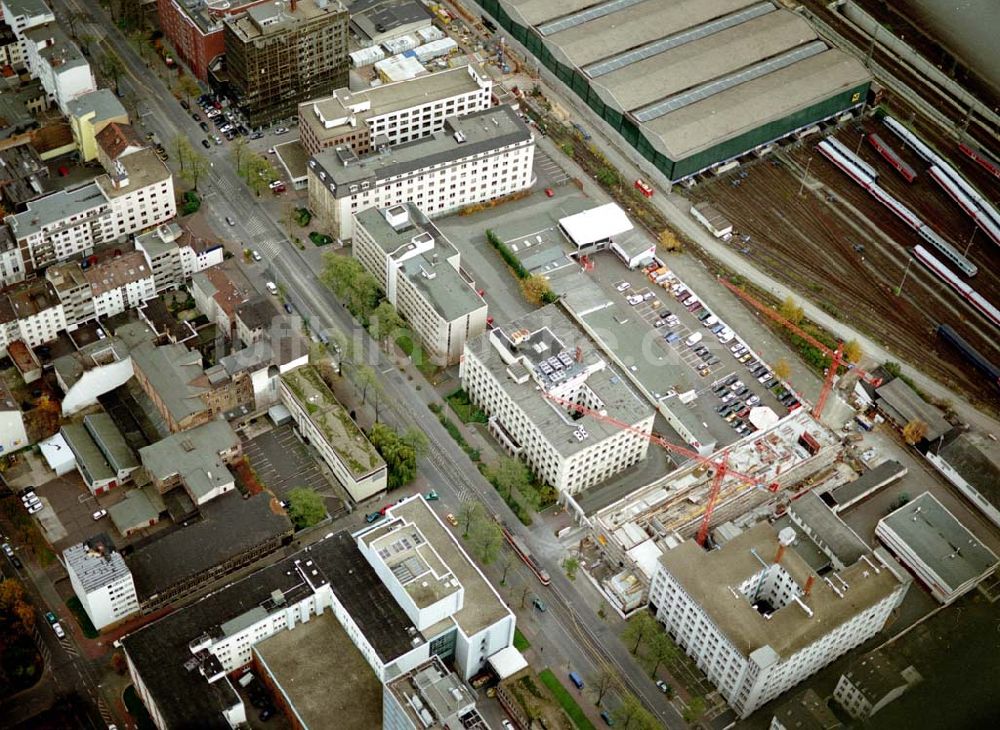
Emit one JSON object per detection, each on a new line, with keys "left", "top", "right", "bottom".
{"left": 540, "top": 392, "right": 778, "bottom": 545}
{"left": 718, "top": 279, "right": 882, "bottom": 420}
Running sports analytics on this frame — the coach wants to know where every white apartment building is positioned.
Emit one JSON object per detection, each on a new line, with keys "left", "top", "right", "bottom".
{"left": 8, "top": 148, "right": 176, "bottom": 276}
{"left": 64, "top": 535, "right": 140, "bottom": 630}
{"left": 308, "top": 105, "right": 534, "bottom": 239}
{"left": 460, "top": 304, "right": 654, "bottom": 495}
{"left": 876, "top": 491, "right": 998, "bottom": 604}
{"left": 134, "top": 222, "right": 224, "bottom": 291}
{"left": 0, "top": 278, "right": 66, "bottom": 356}
{"left": 0, "top": 228, "right": 24, "bottom": 286}
{"left": 22, "top": 22, "right": 94, "bottom": 113}
{"left": 45, "top": 251, "right": 157, "bottom": 329}
{"left": 299, "top": 63, "right": 492, "bottom": 156}
{"left": 0, "top": 378, "right": 28, "bottom": 455}
{"left": 648, "top": 523, "right": 910, "bottom": 718}
{"left": 353, "top": 204, "right": 487, "bottom": 366}
{"left": 279, "top": 364, "right": 387, "bottom": 502}
{"left": 0, "top": 0, "right": 53, "bottom": 59}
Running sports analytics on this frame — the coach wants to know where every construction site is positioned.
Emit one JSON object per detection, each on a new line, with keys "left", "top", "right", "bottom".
{"left": 577, "top": 410, "right": 842, "bottom": 611}
{"left": 688, "top": 110, "right": 999, "bottom": 414}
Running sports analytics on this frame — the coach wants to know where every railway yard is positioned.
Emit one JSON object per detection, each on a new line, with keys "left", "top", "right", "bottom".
{"left": 689, "top": 112, "right": 999, "bottom": 414}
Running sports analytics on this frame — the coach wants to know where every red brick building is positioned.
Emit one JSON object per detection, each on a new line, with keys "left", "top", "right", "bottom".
{"left": 157, "top": 0, "right": 270, "bottom": 81}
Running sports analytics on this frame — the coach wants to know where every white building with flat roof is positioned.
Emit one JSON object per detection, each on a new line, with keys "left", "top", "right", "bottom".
{"left": 135, "top": 222, "right": 224, "bottom": 292}
{"left": 358, "top": 496, "right": 516, "bottom": 681}
{"left": 22, "top": 22, "right": 93, "bottom": 113}
{"left": 279, "top": 365, "right": 387, "bottom": 503}
{"left": 8, "top": 149, "right": 175, "bottom": 276}
{"left": 0, "top": 0, "right": 53, "bottom": 59}
{"left": 308, "top": 105, "right": 534, "bottom": 239}
{"left": 649, "top": 523, "right": 909, "bottom": 718}
{"left": 65, "top": 534, "right": 139, "bottom": 630}
{"left": 353, "top": 204, "right": 487, "bottom": 366}
{"left": 460, "top": 303, "right": 654, "bottom": 495}
{"left": 299, "top": 63, "right": 491, "bottom": 156}
{"left": 876, "top": 491, "right": 998, "bottom": 604}
{"left": 383, "top": 655, "right": 487, "bottom": 730}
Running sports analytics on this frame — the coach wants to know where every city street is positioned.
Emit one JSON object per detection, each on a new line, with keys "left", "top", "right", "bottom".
{"left": 44, "top": 0, "right": 684, "bottom": 727}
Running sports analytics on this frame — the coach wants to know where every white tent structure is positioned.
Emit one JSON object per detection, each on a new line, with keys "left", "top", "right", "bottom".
{"left": 749, "top": 406, "right": 780, "bottom": 431}
{"left": 488, "top": 646, "right": 529, "bottom": 679}
{"left": 558, "top": 203, "right": 633, "bottom": 249}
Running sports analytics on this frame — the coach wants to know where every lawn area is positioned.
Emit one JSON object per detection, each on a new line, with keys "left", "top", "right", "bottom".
{"left": 539, "top": 669, "right": 596, "bottom": 730}
{"left": 396, "top": 333, "right": 437, "bottom": 378}
{"left": 513, "top": 628, "right": 531, "bottom": 651}
{"left": 65, "top": 596, "right": 99, "bottom": 639}
{"left": 309, "top": 231, "right": 333, "bottom": 246}
{"left": 446, "top": 388, "right": 488, "bottom": 424}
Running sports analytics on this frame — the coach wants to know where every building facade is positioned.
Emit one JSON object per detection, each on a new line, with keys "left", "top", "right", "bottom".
{"left": 67, "top": 89, "right": 129, "bottom": 162}
{"left": 222, "top": 0, "right": 348, "bottom": 127}
{"left": 0, "top": 0, "right": 53, "bottom": 60}
{"left": 134, "top": 222, "right": 224, "bottom": 291}
{"left": 353, "top": 204, "right": 487, "bottom": 366}
{"left": 0, "top": 379, "right": 28, "bottom": 455}
{"left": 7, "top": 148, "right": 176, "bottom": 277}
{"left": 64, "top": 535, "right": 140, "bottom": 630}
{"left": 308, "top": 105, "right": 534, "bottom": 239}
{"left": 0, "top": 278, "right": 66, "bottom": 354}
{"left": 648, "top": 523, "right": 909, "bottom": 718}
{"left": 461, "top": 305, "right": 654, "bottom": 495}
{"left": 139, "top": 421, "right": 242, "bottom": 506}
{"left": 298, "top": 63, "right": 492, "bottom": 156}
{"left": 22, "top": 22, "right": 94, "bottom": 113}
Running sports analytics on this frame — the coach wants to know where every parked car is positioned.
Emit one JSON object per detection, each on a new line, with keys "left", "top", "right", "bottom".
{"left": 44, "top": 611, "right": 57, "bottom": 625}
{"left": 364, "top": 512, "right": 382, "bottom": 524}
{"left": 180, "top": 99, "right": 189, "bottom": 110}
{"left": 663, "top": 331, "right": 680, "bottom": 344}
{"left": 92, "top": 509, "right": 107, "bottom": 521}
{"left": 265, "top": 281, "right": 278, "bottom": 295}
{"left": 251, "top": 250, "right": 263, "bottom": 261}
{"left": 747, "top": 395, "right": 760, "bottom": 407}
{"left": 226, "top": 216, "right": 236, "bottom": 226}
{"left": 600, "top": 710, "right": 614, "bottom": 726}
{"left": 1, "top": 543, "right": 13, "bottom": 557}
{"left": 201, "top": 139, "right": 211, "bottom": 149}
{"left": 656, "top": 680, "right": 671, "bottom": 694}
{"left": 27, "top": 501, "right": 43, "bottom": 514}
{"left": 616, "top": 281, "right": 631, "bottom": 292}
{"left": 532, "top": 597, "right": 546, "bottom": 612}
{"left": 273, "top": 127, "right": 289, "bottom": 135}
{"left": 425, "top": 491, "right": 439, "bottom": 501}
{"left": 52, "top": 622, "right": 65, "bottom": 639}
{"left": 445, "top": 513, "right": 459, "bottom": 527}
{"left": 250, "top": 131, "right": 264, "bottom": 140}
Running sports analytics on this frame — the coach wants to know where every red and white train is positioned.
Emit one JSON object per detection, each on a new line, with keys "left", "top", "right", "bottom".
{"left": 867, "top": 132, "right": 917, "bottom": 182}
{"left": 913, "top": 245, "right": 1000, "bottom": 329}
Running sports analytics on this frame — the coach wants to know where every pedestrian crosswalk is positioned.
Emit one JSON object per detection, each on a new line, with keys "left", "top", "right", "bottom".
{"left": 98, "top": 697, "right": 114, "bottom": 725}
{"left": 244, "top": 217, "right": 268, "bottom": 238}
{"left": 60, "top": 637, "right": 78, "bottom": 657}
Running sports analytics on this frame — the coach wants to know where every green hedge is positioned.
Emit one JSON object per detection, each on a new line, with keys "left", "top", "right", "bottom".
{"left": 539, "top": 669, "right": 596, "bottom": 730}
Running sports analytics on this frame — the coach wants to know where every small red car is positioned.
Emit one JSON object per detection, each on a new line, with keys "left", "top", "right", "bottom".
{"left": 544, "top": 188, "right": 555, "bottom": 197}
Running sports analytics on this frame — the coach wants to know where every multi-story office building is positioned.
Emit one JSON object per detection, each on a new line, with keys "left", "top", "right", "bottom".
{"left": 648, "top": 523, "right": 910, "bottom": 718}
{"left": 22, "top": 21, "right": 93, "bottom": 113}
{"left": 46, "top": 251, "right": 157, "bottom": 329}
{"left": 134, "top": 222, "right": 224, "bottom": 291}
{"left": 353, "top": 204, "right": 486, "bottom": 366}
{"left": 222, "top": 0, "right": 348, "bottom": 127}
{"left": 298, "top": 63, "right": 492, "bottom": 156}
{"left": 308, "top": 105, "right": 534, "bottom": 239}
{"left": 64, "top": 534, "right": 139, "bottom": 630}
{"left": 460, "top": 303, "right": 654, "bottom": 495}
{"left": 279, "top": 364, "right": 387, "bottom": 502}
{"left": 7, "top": 148, "right": 175, "bottom": 277}
{"left": 156, "top": 0, "right": 268, "bottom": 81}
{"left": 121, "top": 496, "right": 513, "bottom": 728}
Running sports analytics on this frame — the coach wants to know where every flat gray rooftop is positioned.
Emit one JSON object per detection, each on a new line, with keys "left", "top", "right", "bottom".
{"left": 470, "top": 302, "right": 653, "bottom": 458}
{"left": 311, "top": 105, "right": 530, "bottom": 192}
{"left": 876, "top": 379, "right": 952, "bottom": 442}
{"left": 660, "top": 521, "right": 903, "bottom": 657}
{"left": 939, "top": 433, "right": 1000, "bottom": 510}
{"left": 788, "top": 491, "right": 869, "bottom": 567}
{"left": 254, "top": 612, "right": 382, "bottom": 730}
{"left": 878, "top": 492, "right": 998, "bottom": 592}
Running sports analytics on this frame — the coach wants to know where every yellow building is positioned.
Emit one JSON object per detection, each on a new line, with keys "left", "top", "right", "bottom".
{"left": 67, "top": 89, "right": 128, "bottom": 162}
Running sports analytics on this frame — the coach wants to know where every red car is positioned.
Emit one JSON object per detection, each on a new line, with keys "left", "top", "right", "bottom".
{"left": 379, "top": 503, "right": 395, "bottom": 516}
{"left": 544, "top": 188, "right": 555, "bottom": 197}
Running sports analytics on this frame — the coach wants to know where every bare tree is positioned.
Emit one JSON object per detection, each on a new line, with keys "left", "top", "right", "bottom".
{"left": 498, "top": 546, "right": 516, "bottom": 586}
{"left": 590, "top": 663, "right": 618, "bottom": 706}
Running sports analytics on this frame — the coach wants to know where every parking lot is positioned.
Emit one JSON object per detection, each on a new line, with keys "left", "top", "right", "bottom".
{"left": 534, "top": 146, "right": 572, "bottom": 188}
{"left": 242, "top": 425, "right": 343, "bottom": 510}
{"left": 578, "top": 254, "right": 796, "bottom": 447}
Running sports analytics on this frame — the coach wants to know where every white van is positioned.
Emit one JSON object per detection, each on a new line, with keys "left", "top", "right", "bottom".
{"left": 703, "top": 315, "right": 719, "bottom": 328}
{"left": 719, "top": 330, "right": 736, "bottom": 344}
{"left": 265, "top": 282, "right": 278, "bottom": 296}
{"left": 685, "top": 332, "right": 703, "bottom": 347}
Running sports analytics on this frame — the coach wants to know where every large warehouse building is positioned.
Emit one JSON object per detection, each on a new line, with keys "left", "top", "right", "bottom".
{"left": 472, "top": 0, "right": 871, "bottom": 181}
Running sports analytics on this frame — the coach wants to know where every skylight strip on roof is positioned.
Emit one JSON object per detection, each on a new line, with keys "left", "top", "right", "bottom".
{"left": 538, "top": 0, "right": 646, "bottom": 37}
{"left": 633, "top": 40, "right": 826, "bottom": 122}
{"left": 584, "top": 2, "right": 776, "bottom": 78}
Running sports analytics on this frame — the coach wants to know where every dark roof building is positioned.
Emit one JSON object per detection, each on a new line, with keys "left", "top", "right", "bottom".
{"left": 874, "top": 378, "right": 952, "bottom": 443}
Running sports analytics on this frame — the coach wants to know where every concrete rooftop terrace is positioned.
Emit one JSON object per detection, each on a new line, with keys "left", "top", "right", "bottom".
{"left": 379, "top": 496, "right": 512, "bottom": 637}
{"left": 660, "top": 522, "right": 905, "bottom": 657}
